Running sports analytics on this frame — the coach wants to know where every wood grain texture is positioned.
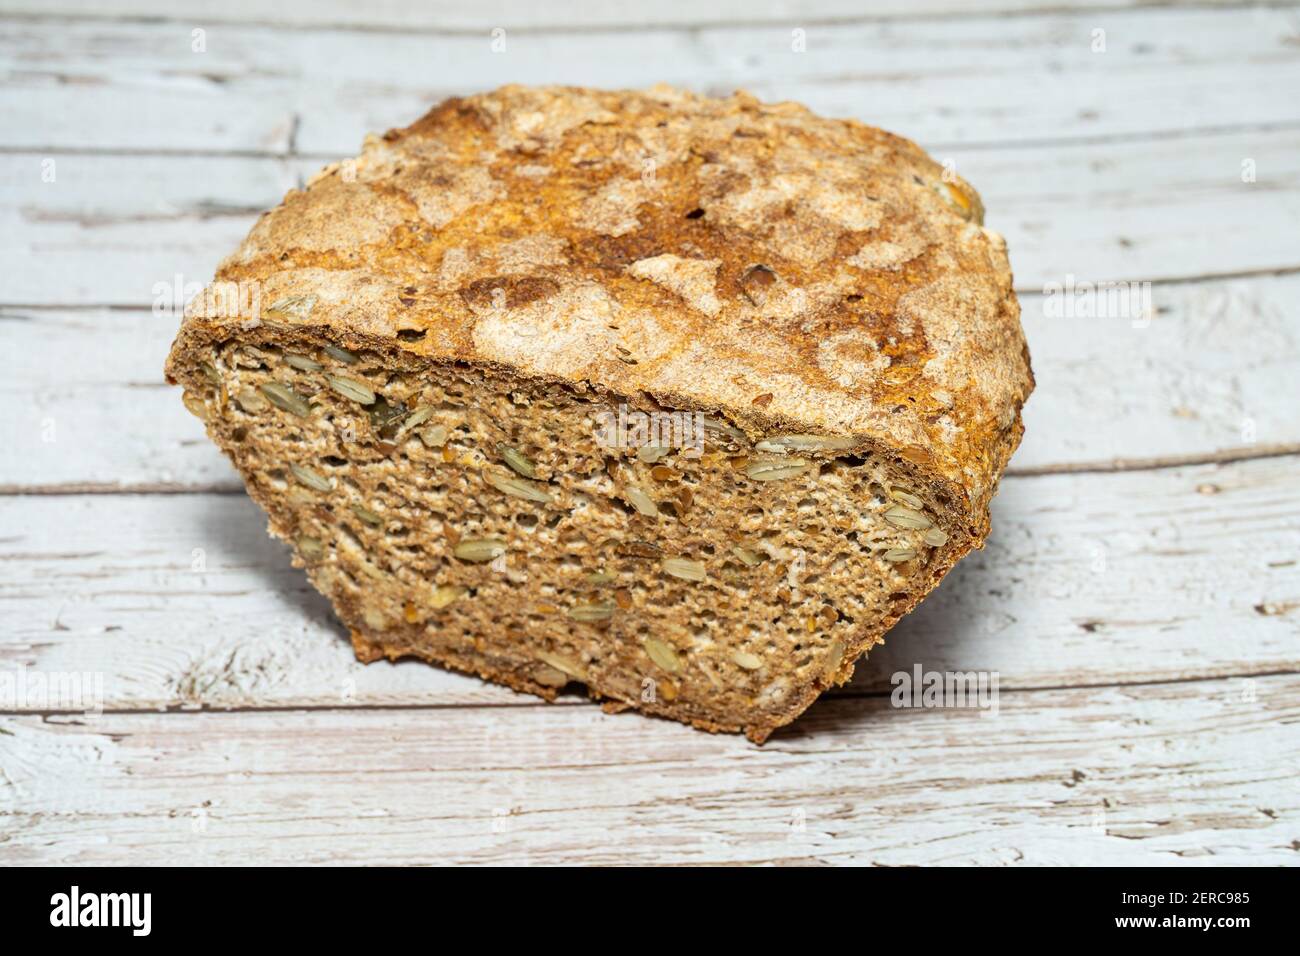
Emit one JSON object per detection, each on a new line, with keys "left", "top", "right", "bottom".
{"left": 4, "top": 8, "right": 1299, "bottom": 155}
{"left": 1, "top": 456, "right": 1295, "bottom": 713}
{"left": 2, "top": 675, "right": 1296, "bottom": 865}
{"left": 5, "top": 273, "right": 1299, "bottom": 488}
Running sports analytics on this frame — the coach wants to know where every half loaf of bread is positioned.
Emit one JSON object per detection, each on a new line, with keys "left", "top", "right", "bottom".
{"left": 165, "top": 85, "right": 1033, "bottom": 742}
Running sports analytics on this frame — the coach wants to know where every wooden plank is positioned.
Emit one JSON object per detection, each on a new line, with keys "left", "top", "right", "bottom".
{"left": 2, "top": 674, "right": 1296, "bottom": 865}
{"left": 0, "top": 0, "right": 1272, "bottom": 32}
{"left": 5, "top": 272, "right": 1300, "bottom": 487}
{"left": 4, "top": 124, "right": 1299, "bottom": 308}
{"left": 0, "top": 456, "right": 1295, "bottom": 713}
{"left": 3, "top": 8, "right": 1299, "bottom": 154}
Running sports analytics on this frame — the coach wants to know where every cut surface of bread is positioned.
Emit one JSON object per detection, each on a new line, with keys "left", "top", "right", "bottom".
{"left": 165, "top": 85, "right": 1033, "bottom": 742}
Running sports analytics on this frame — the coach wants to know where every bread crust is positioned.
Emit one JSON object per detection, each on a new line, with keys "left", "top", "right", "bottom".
{"left": 166, "top": 85, "right": 1034, "bottom": 740}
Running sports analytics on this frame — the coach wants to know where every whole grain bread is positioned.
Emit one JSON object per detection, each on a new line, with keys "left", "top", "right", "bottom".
{"left": 165, "top": 85, "right": 1033, "bottom": 742}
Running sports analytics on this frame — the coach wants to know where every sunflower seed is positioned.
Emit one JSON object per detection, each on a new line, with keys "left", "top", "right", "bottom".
{"left": 297, "top": 535, "right": 324, "bottom": 560}
{"left": 732, "top": 650, "right": 763, "bottom": 670}
{"left": 259, "top": 382, "right": 311, "bottom": 417}
{"left": 350, "top": 504, "right": 383, "bottom": 527}
{"left": 430, "top": 584, "right": 467, "bottom": 609}
{"left": 567, "top": 601, "right": 615, "bottom": 622}
{"left": 755, "top": 434, "right": 855, "bottom": 454}
{"left": 235, "top": 387, "right": 267, "bottom": 413}
{"left": 883, "top": 547, "right": 917, "bottom": 563}
{"left": 264, "top": 294, "right": 317, "bottom": 320}
{"left": 290, "top": 464, "right": 331, "bottom": 492}
{"left": 585, "top": 571, "right": 615, "bottom": 585}
{"left": 617, "top": 539, "right": 663, "bottom": 559}
{"left": 643, "top": 637, "right": 682, "bottom": 674}
{"left": 499, "top": 444, "right": 536, "bottom": 478}
{"left": 454, "top": 538, "right": 506, "bottom": 562}
{"left": 824, "top": 639, "right": 846, "bottom": 680}
{"left": 200, "top": 361, "right": 221, "bottom": 385}
{"left": 396, "top": 405, "right": 435, "bottom": 436}
{"left": 745, "top": 457, "right": 811, "bottom": 481}
{"left": 662, "top": 557, "right": 707, "bottom": 582}
{"left": 486, "top": 470, "right": 553, "bottom": 504}
{"left": 538, "top": 651, "right": 587, "bottom": 680}
{"left": 284, "top": 353, "right": 323, "bottom": 372}
{"left": 889, "top": 488, "right": 925, "bottom": 510}
{"left": 923, "top": 527, "right": 949, "bottom": 547}
{"left": 883, "top": 505, "right": 932, "bottom": 530}
{"left": 730, "top": 545, "right": 765, "bottom": 567}
{"left": 327, "top": 374, "right": 376, "bottom": 405}
{"left": 636, "top": 445, "right": 671, "bottom": 464}
{"left": 740, "top": 263, "right": 777, "bottom": 306}
{"left": 419, "top": 424, "right": 449, "bottom": 448}
{"left": 625, "top": 487, "right": 659, "bottom": 517}
{"left": 181, "top": 391, "right": 208, "bottom": 420}
{"left": 323, "top": 344, "right": 359, "bottom": 364}
{"left": 702, "top": 417, "right": 747, "bottom": 443}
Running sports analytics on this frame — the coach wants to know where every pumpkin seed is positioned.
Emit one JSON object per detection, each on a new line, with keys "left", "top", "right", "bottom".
{"left": 755, "top": 434, "right": 855, "bottom": 454}
{"left": 486, "top": 470, "right": 553, "bottom": 504}
{"left": 625, "top": 487, "right": 659, "bottom": 517}
{"left": 327, "top": 374, "right": 376, "bottom": 405}
{"left": 745, "top": 457, "right": 811, "bottom": 481}
{"left": 259, "top": 382, "right": 311, "bottom": 417}
{"left": 430, "top": 584, "right": 468, "bottom": 609}
{"left": 350, "top": 504, "right": 383, "bottom": 527}
{"left": 643, "top": 637, "right": 682, "bottom": 674}
{"left": 454, "top": 538, "right": 506, "bottom": 562}
{"left": 290, "top": 463, "right": 331, "bottom": 492}
{"left": 323, "top": 344, "right": 359, "bottom": 364}
{"left": 662, "top": 557, "right": 707, "bottom": 582}
{"left": 499, "top": 444, "right": 536, "bottom": 478}
{"left": 567, "top": 601, "right": 615, "bottom": 622}
{"left": 732, "top": 650, "right": 763, "bottom": 670}
{"left": 883, "top": 504, "right": 932, "bottom": 530}
{"left": 883, "top": 547, "right": 917, "bottom": 563}
{"left": 538, "top": 651, "right": 587, "bottom": 680}
{"left": 283, "top": 353, "right": 322, "bottom": 372}
{"left": 923, "top": 527, "right": 949, "bottom": 547}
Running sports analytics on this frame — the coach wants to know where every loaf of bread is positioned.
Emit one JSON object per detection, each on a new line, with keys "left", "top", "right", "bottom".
{"left": 165, "top": 85, "right": 1032, "bottom": 742}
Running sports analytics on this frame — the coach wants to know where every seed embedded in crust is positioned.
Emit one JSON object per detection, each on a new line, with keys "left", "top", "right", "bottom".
{"left": 643, "top": 637, "right": 682, "bottom": 674}
{"left": 259, "top": 382, "right": 311, "bottom": 417}
{"left": 181, "top": 391, "right": 208, "bottom": 420}
{"left": 923, "top": 527, "right": 949, "bottom": 547}
{"left": 290, "top": 463, "right": 332, "bottom": 492}
{"left": 730, "top": 545, "right": 765, "bottom": 567}
{"left": 419, "top": 424, "right": 449, "bottom": 448}
{"left": 883, "top": 504, "right": 932, "bottom": 530}
{"left": 625, "top": 487, "right": 659, "bottom": 517}
{"left": 454, "top": 538, "right": 507, "bottom": 562}
{"left": 200, "top": 361, "right": 221, "bottom": 385}
{"left": 745, "top": 457, "right": 811, "bottom": 481}
{"left": 430, "top": 584, "right": 468, "bottom": 609}
{"left": 637, "top": 445, "right": 671, "bottom": 464}
{"left": 739, "top": 263, "right": 777, "bottom": 306}
{"left": 538, "top": 651, "right": 588, "bottom": 681}
{"left": 755, "top": 434, "right": 855, "bottom": 454}
{"left": 567, "top": 601, "right": 615, "bottom": 622}
{"left": 327, "top": 374, "right": 376, "bottom": 405}
{"left": 350, "top": 504, "right": 383, "bottom": 527}
{"left": 235, "top": 387, "right": 268, "bottom": 413}
{"left": 499, "top": 444, "right": 536, "bottom": 478}
{"left": 732, "top": 650, "right": 763, "bottom": 670}
{"left": 297, "top": 535, "right": 324, "bottom": 560}
{"left": 662, "top": 557, "right": 707, "bottom": 582}
{"left": 486, "top": 470, "right": 553, "bottom": 504}
{"left": 323, "top": 344, "right": 359, "bottom": 364}
{"left": 889, "top": 488, "right": 925, "bottom": 510}
{"left": 883, "top": 547, "right": 917, "bottom": 563}
{"left": 823, "top": 640, "right": 846, "bottom": 681}
{"left": 396, "top": 405, "right": 435, "bottom": 437}
{"left": 264, "top": 294, "right": 317, "bottom": 320}
{"left": 284, "top": 353, "right": 323, "bottom": 372}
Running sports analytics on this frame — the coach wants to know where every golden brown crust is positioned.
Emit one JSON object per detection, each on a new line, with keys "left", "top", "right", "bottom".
{"left": 174, "top": 84, "right": 1032, "bottom": 527}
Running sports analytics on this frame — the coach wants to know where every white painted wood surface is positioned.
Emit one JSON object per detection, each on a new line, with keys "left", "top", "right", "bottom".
{"left": 1, "top": 0, "right": 1298, "bottom": 866}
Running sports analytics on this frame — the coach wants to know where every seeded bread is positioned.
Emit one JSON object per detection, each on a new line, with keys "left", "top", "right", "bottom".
{"left": 165, "top": 85, "right": 1033, "bottom": 742}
